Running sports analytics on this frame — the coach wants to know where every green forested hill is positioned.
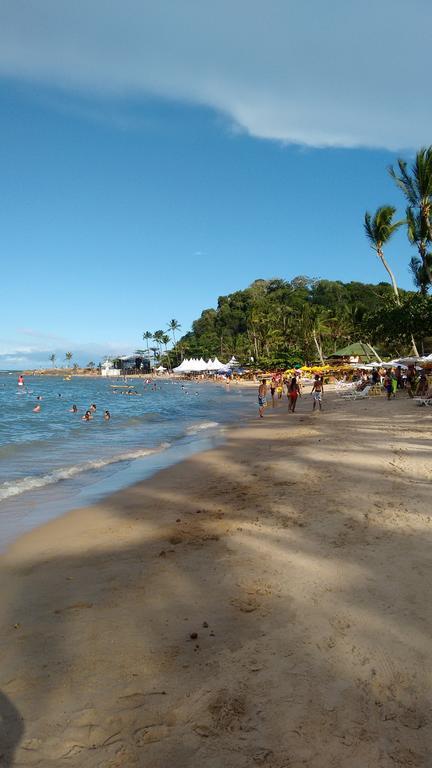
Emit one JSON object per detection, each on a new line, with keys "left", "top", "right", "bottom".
{"left": 173, "top": 277, "right": 426, "bottom": 367}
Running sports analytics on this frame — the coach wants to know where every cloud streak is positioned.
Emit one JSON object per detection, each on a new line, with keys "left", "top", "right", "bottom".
{"left": 0, "top": 0, "right": 430, "bottom": 149}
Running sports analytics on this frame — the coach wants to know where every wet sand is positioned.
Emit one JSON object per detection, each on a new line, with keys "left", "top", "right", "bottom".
{"left": 1, "top": 390, "right": 431, "bottom": 767}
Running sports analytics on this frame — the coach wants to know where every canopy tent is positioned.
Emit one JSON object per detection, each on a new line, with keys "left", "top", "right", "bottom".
{"left": 349, "top": 362, "right": 375, "bottom": 370}
{"left": 227, "top": 356, "right": 240, "bottom": 369}
{"left": 327, "top": 342, "right": 380, "bottom": 363}
{"left": 173, "top": 359, "right": 189, "bottom": 373}
{"left": 155, "top": 365, "right": 166, "bottom": 371}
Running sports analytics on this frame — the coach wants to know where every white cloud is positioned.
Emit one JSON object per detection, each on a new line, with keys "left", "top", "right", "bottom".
{"left": 0, "top": 0, "right": 430, "bottom": 149}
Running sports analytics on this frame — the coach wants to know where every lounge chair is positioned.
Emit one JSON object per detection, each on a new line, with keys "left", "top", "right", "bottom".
{"left": 413, "top": 396, "right": 432, "bottom": 407}
{"left": 340, "top": 385, "right": 372, "bottom": 401}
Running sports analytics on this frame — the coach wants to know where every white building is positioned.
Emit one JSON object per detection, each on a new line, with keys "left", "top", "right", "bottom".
{"left": 101, "top": 359, "right": 121, "bottom": 377}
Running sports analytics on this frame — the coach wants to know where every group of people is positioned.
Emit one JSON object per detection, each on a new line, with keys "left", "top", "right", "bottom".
{"left": 353, "top": 366, "right": 431, "bottom": 400}
{"left": 73, "top": 404, "right": 111, "bottom": 421}
{"left": 32, "top": 398, "right": 111, "bottom": 420}
{"left": 258, "top": 374, "right": 324, "bottom": 417}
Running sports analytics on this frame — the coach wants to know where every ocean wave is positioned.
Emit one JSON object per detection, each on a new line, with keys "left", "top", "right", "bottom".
{"left": 185, "top": 421, "right": 220, "bottom": 435}
{"left": 0, "top": 442, "right": 171, "bottom": 501}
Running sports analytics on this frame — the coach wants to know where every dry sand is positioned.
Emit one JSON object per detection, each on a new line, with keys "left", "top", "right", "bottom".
{"left": 1, "top": 390, "right": 431, "bottom": 767}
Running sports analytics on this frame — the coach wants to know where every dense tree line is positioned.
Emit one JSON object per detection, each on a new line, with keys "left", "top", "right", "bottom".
{"left": 163, "top": 147, "right": 432, "bottom": 369}
{"left": 171, "top": 277, "right": 431, "bottom": 367}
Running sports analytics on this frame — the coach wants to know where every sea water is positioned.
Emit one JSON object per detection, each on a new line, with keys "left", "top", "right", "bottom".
{"left": 0, "top": 374, "right": 255, "bottom": 548}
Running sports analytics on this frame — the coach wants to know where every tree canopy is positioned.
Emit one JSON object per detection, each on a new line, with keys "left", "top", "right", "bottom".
{"left": 172, "top": 277, "right": 428, "bottom": 367}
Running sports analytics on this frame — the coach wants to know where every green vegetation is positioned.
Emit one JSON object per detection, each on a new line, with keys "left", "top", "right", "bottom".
{"left": 171, "top": 277, "right": 431, "bottom": 368}
{"left": 147, "top": 147, "right": 432, "bottom": 370}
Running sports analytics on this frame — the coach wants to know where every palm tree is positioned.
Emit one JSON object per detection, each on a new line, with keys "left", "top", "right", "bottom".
{"left": 161, "top": 333, "right": 172, "bottom": 369}
{"left": 49, "top": 353, "right": 56, "bottom": 368}
{"left": 86, "top": 361, "right": 95, "bottom": 370}
{"left": 65, "top": 352, "right": 73, "bottom": 368}
{"left": 143, "top": 331, "right": 152, "bottom": 360}
{"left": 152, "top": 330, "right": 164, "bottom": 358}
{"left": 167, "top": 319, "right": 181, "bottom": 346}
{"left": 406, "top": 206, "right": 432, "bottom": 293}
{"left": 364, "top": 206, "right": 403, "bottom": 304}
{"left": 409, "top": 255, "right": 432, "bottom": 296}
{"left": 365, "top": 207, "right": 420, "bottom": 355}
{"left": 389, "top": 147, "right": 432, "bottom": 285}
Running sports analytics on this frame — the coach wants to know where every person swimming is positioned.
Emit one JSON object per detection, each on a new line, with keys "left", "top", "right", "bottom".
{"left": 69, "top": 404, "right": 78, "bottom": 413}
{"left": 90, "top": 403, "right": 97, "bottom": 412}
{"left": 33, "top": 404, "right": 41, "bottom": 413}
{"left": 104, "top": 410, "right": 111, "bottom": 420}
{"left": 82, "top": 410, "right": 92, "bottom": 421}
{"left": 18, "top": 375, "right": 24, "bottom": 387}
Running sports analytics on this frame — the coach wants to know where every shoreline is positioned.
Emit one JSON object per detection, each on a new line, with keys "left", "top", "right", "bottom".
{"left": 1, "top": 391, "right": 431, "bottom": 766}
{"left": 0, "top": 380, "right": 257, "bottom": 550}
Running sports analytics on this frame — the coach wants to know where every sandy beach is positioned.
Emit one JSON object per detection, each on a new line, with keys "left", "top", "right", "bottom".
{"left": 1, "top": 390, "right": 431, "bottom": 767}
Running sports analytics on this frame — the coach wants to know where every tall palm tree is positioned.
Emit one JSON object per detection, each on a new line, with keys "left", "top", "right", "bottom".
{"left": 389, "top": 147, "right": 432, "bottom": 285}
{"left": 49, "top": 353, "right": 56, "bottom": 368}
{"left": 364, "top": 206, "right": 403, "bottom": 304}
{"left": 152, "top": 330, "right": 164, "bottom": 358}
{"left": 409, "top": 255, "right": 432, "bottom": 296}
{"left": 161, "top": 333, "right": 172, "bottom": 369}
{"left": 143, "top": 331, "right": 152, "bottom": 360}
{"left": 65, "top": 352, "right": 73, "bottom": 368}
{"left": 405, "top": 206, "right": 432, "bottom": 293}
{"left": 167, "top": 319, "right": 181, "bottom": 346}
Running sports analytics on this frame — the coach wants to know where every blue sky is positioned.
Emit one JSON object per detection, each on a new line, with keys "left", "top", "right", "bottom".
{"left": 0, "top": 1, "right": 429, "bottom": 368}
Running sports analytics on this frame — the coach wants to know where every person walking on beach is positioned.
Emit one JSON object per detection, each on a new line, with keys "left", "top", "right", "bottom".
{"left": 258, "top": 380, "right": 267, "bottom": 418}
{"left": 383, "top": 373, "right": 392, "bottom": 400}
{"left": 311, "top": 375, "right": 324, "bottom": 412}
{"left": 270, "top": 377, "right": 276, "bottom": 407}
{"left": 288, "top": 376, "right": 301, "bottom": 412}
{"left": 405, "top": 368, "right": 416, "bottom": 398}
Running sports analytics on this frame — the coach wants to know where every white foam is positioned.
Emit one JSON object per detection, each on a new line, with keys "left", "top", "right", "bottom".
{"left": 0, "top": 442, "right": 171, "bottom": 501}
{"left": 185, "top": 421, "right": 219, "bottom": 435}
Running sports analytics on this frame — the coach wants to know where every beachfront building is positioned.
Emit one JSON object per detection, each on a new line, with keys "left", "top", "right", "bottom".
{"left": 116, "top": 355, "right": 151, "bottom": 374}
{"left": 101, "top": 359, "right": 120, "bottom": 377}
{"left": 326, "top": 342, "right": 380, "bottom": 365}
{"left": 101, "top": 355, "right": 151, "bottom": 376}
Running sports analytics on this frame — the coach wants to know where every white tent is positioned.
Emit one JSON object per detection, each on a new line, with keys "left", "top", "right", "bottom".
{"left": 227, "top": 356, "right": 240, "bottom": 368}
{"left": 205, "top": 358, "right": 221, "bottom": 371}
{"left": 156, "top": 365, "right": 166, "bottom": 372}
{"left": 173, "top": 359, "right": 189, "bottom": 373}
{"left": 397, "top": 357, "right": 421, "bottom": 365}
{"left": 212, "top": 357, "right": 223, "bottom": 369}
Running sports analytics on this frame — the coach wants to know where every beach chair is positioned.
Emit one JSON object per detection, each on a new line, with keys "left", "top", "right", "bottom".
{"left": 340, "top": 385, "right": 372, "bottom": 401}
{"left": 414, "top": 397, "right": 432, "bottom": 407}
{"left": 336, "top": 381, "right": 356, "bottom": 395}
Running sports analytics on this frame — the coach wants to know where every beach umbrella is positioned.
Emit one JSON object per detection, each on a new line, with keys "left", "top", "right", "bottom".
{"left": 397, "top": 356, "right": 421, "bottom": 365}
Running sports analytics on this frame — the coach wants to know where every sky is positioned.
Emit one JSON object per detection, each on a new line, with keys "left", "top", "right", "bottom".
{"left": 0, "top": 0, "right": 430, "bottom": 368}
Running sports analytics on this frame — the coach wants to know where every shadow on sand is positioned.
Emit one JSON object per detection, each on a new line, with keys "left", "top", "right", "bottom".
{"left": 0, "top": 393, "right": 431, "bottom": 766}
